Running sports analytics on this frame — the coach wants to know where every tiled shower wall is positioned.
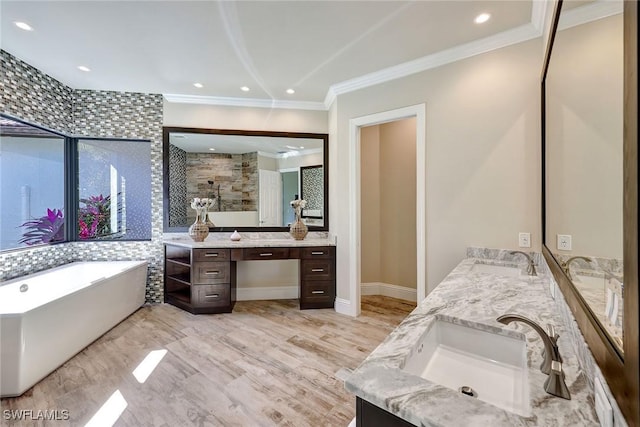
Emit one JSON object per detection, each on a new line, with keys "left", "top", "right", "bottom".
{"left": 0, "top": 50, "right": 165, "bottom": 303}
{"left": 168, "top": 144, "right": 188, "bottom": 226}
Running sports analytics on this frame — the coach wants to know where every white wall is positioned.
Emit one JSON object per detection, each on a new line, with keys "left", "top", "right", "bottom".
{"left": 334, "top": 37, "right": 542, "bottom": 300}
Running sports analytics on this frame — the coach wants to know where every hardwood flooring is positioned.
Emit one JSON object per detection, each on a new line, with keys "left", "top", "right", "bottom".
{"left": 1, "top": 296, "right": 415, "bottom": 426}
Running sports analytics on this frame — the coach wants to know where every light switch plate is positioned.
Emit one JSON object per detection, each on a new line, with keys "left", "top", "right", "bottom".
{"left": 557, "top": 234, "right": 572, "bottom": 251}
{"left": 518, "top": 232, "right": 531, "bottom": 248}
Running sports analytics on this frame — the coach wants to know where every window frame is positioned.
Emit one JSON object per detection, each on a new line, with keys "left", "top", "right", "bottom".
{"left": 0, "top": 113, "right": 153, "bottom": 253}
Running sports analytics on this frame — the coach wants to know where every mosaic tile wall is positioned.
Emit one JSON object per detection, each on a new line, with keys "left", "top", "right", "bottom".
{"left": 0, "top": 50, "right": 73, "bottom": 133}
{"left": 73, "top": 90, "right": 165, "bottom": 303}
{"left": 0, "top": 52, "right": 165, "bottom": 303}
{"left": 0, "top": 50, "right": 76, "bottom": 280}
{"left": 168, "top": 144, "right": 188, "bottom": 226}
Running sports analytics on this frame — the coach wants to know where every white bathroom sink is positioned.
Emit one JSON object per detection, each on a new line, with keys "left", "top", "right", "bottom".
{"left": 403, "top": 317, "right": 530, "bottom": 417}
{"left": 470, "top": 262, "right": 522, "bottom": 277}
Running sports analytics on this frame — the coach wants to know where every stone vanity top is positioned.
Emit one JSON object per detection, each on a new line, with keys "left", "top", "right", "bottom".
{"left": 163, "top": 232, "right": 335, "bottom": 249}
{"left": 345, "top": 256, "right": 598, "bottom": 426}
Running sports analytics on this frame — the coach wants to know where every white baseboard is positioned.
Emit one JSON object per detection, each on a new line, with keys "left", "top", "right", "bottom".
{"left": 236, "top": 285, "right": 298, "bottom": 301}
{"left": 334, "top": 297, "right": 354, "bottom": 316}
{"left": 361, "top": 282, "right": 417, "bottom": 302}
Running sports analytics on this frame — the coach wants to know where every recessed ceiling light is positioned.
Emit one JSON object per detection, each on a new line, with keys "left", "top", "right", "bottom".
{"left": 193, "top": 82, "right": 203, "bottom": 88}
{"left": 14, "top": 22, "right": 34, "bottom": 31}
{"left": 77, "top": 65, "right": 91, "bottom": 72}
{"left": 286, "top": 88, "right": 295, "bottom": 95}
{"left": 474, "top": 13, "right": 491, "bottom": 24}
{"left": 240, "top": 86, "right": 250, "bottom": 92}
{"left": 208, "top": 148, "right": 216, "bottom": 151}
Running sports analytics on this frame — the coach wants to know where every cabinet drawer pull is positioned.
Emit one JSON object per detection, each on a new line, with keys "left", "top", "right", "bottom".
{"left": 311, "top": 268, "right": 324, "bottom": 272}
{"left": 311, "top": 290, "right": 325, "bottom": 294}
{"left": 259, "top": 253, "right": 273, "bottom": 257}
{"left": 204, "top": 294, "right": 220, "bottom": 299}
{"left": 205, "top": 270, "right": 220, "bottom": 275}
{"left": 311, "top": 251, "right": 324, "bottom": 255}
{"left": 204, "top": 253, "right": 219, "bottom": 257}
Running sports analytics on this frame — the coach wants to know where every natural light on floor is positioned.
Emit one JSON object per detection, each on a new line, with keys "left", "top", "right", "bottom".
{"left": 132, "top": 349, "right": 168, "bottom": 384}
{"left": 84, "top": 390, "right": 127, "bottom": 427}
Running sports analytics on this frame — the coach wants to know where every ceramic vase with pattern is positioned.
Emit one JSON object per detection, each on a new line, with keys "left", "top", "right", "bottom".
{"left": 189, "top": 208, "right": 209, "bottom": 242}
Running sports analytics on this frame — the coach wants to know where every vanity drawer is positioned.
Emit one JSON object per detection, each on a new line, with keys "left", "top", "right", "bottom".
{"left": 300, "top": 280, "right": 334, "bottom": 309}
{"left": 300, "top": 259, "right": 334, "bottom": 281}
{"left": 242, "top": 247, "right": 290, "bottom": 260}
{"left": 192, "top": 262, "right": 231, "bottom": 284}
{"left": 300, "top": 247, "right": 334, "bottom": 259}
{"left": 301, "top": 281, "right": 334, "bottom": 299}
{"left": 192, "top": 284, "right": 230, "bottom": 308}
{"left": 193, "top": 248, "right": 231, "bottom": 262}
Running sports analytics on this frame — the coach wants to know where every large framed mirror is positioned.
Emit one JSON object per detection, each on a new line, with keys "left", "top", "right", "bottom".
{"left": 163, "top": 127, "right": 329, "bottom": 232}
{"left": 542, "top": 1, "right": 638, "bottom": 424}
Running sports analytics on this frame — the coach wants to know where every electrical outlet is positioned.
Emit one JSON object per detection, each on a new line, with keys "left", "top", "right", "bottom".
{"left": 557, "top": 234, "right": 572, "bottom": 251}
{"left": 518, "top": 232, "right": 531, "bottom": 248}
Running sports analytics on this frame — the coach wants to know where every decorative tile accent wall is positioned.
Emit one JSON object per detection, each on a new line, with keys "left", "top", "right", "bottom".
{"left": 301, "top": 165, "right": 324, "bottom": 215}
{"left": 0, "top": 51, "right": 165, "bottom": 303}
{"left": 185, "top": 151, "right": 258, "bottom": 220}
{"left": 0, "top": 49, "right": 76, "bottom": 280}
{"left": 242, "top": 152, "right": 258, "bottom": 211}
{"left": 72, "top": 90, "right": 164, "bottom": 303}
{"left": 0, "top": 50, "right": 73, "bottom": 133}
{"left": 168, "top": 144, "right": 188, "bottom": 226}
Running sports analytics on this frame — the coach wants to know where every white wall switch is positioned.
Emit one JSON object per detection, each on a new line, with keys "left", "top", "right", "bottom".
{"left": 594, "top": 377, "right": 613, "bottom": 427}
{"left": 557, "top": 234, "right": 572, "bottom": 251}
{"left": 518, "top": 232, "right": 531, "bottom": 248}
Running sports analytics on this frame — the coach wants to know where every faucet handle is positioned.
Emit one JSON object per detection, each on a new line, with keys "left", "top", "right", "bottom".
{"left": 541, "top": 324, "right": 562, "bottom": 361}
{"left": 544, "top": 361, "right": 571, "bottom": 400}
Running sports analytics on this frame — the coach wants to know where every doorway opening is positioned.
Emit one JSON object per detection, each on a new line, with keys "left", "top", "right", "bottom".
{"left": 360, "top": 118, "right": 418, "bottom": 312}
{"left": 347, "top": 104, "right": 426, "bottom": 317}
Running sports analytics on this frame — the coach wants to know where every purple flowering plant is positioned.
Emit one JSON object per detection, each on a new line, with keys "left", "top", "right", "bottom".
{"left": 78, "top": 194, "right": 112, "bottom": 239}
{"left": 19, "top": 208, "right": 65, "bottom": 245}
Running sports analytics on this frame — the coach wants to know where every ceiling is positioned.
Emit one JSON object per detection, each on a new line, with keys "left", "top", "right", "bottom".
{"left": 0, "top": 1, "right": 542, "bottom": 109}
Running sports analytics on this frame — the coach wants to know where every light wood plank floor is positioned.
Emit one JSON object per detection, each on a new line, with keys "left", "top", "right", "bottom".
{"left": 1, "top": 296, "right": 414, "bottom": 426}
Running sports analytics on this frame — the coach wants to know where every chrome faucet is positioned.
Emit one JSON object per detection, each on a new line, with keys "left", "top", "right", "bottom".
{"left": 497, "top": 314, "right": 571, "bottom": 400}
{"left": 560, "top": 256, "right": 592, "bottom": 281}
{"left": 509, "top": 251, "right": 537, "bottom": 276}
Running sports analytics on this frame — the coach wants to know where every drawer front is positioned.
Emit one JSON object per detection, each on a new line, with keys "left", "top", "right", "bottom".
{"left": 300, "top": 247, "right": 334, "bottom": 259}
{"left": 192, "top": 284, "right": 230, "bottom": 307}
{"left": 193, "top": 262, "right": 231, "bottom": 284}
{"left": 242, "top": 247, "right": 290, "bottom": 260}
{"left": 301, "top": 281, "right": 334, "bottom": 299}
{"left": 193, "top": 248, "right": 231, "bottom": 262}
{"left": 300, "top": 259, "right": 334, "bottom": 281}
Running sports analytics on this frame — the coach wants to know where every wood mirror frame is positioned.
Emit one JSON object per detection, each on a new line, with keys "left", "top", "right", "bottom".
{"left": 541, "top": 1, "right": 638, "bottom": 424}
{"left": 162, "top": 127, "right": 329, "bottom": 233}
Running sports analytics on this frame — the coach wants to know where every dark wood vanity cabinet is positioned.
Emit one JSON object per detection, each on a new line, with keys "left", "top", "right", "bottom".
{"left": 164, "top": 245, "right": 236, "bottom": 314}
{"left": 164, "top": 244, "right": 336, "bottom": 313}
{"left": 299, "top": 246, "right": 336, "bottom": 309}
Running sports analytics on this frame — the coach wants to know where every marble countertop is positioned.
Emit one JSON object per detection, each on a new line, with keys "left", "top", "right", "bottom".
{"left": 163, "top": 232, "right": 335, "bottom": 249}
{"left": 345, "top": 256, "right": 598, "bottom": 426}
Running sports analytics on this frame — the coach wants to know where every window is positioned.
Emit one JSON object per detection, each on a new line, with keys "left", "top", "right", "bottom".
{"left": 77, "top": 139, "right": 151, "bottom": 240}
{"left": 0, "top": 117, "right": 65, "bottom": 251}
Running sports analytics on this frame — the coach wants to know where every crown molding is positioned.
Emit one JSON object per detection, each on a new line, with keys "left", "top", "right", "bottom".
{"left": 324, "top": 22, "right": 541, "bottom": 108}
{"left": 558, "top": 0, "right": 623, "bottom": 31}
{"left": 163, "top": 94, "right": 326, "bottom": 111}
{"left": 531, "top": 0, "right": 548, "bottom": 33}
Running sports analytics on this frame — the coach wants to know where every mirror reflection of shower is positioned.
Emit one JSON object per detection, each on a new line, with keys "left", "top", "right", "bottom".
{"left": 208, "top": 179, "right": 221, "bottom": 211}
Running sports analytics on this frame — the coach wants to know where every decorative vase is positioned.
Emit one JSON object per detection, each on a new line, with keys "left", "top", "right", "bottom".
{"left": 289, "top": 210, "right": 308, "bottom": 240}
{"left": 230, "top": 230, "right": 241, "bottom": 241}
{"left": 189, "top": 208, "right": 209, "bottom": 242}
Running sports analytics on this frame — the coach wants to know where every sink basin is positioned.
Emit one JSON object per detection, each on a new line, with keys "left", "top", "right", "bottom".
{"left": 470, "top": 263, "right": 521, "bottom": 277}
{"left": 402, "top": 317, "right": 530, "bottom": 416}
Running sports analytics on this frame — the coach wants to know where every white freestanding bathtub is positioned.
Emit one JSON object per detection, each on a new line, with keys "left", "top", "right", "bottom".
{"left": 0, "top": 261, "right": 148, "bottom": 397}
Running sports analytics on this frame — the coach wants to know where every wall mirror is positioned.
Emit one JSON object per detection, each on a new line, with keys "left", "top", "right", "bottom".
{"left": 163, "top": 127, "right": 328, "bottom": 232}
{"left": 543, "top": 0, "right": 638, "bottom": 424}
